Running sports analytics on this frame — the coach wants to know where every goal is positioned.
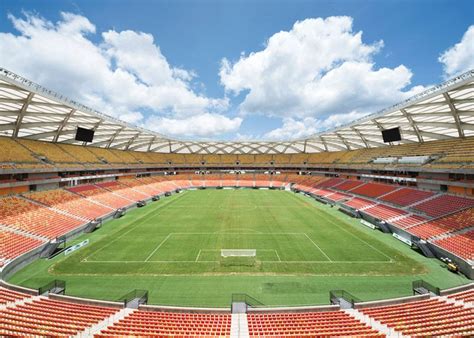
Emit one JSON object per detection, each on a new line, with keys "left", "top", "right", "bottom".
{"left": 220, "top": 249, "right": 257, "bottom": 267}
{"left": 221, "top": 249, "right": 256, "bottom": 257}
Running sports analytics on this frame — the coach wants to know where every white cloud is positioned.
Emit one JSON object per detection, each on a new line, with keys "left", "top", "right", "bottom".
{"left": 439, "top": 25, "right": 474, "bottom": 78}
{"left": 263, "top": 110, "right": 369, "bottom": 140}
{"left": 146, "top": 113, "right": 242, "bottom": 138}
{"left": 220, "top": 16, "right": 424, "bottom": 120}
{"left": 0, "top": 11, "right": 230, "bottom": 137}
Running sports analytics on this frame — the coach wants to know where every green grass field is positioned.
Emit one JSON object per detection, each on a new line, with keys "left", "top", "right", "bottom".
{"left": 9, "top": 189, "right": 470, "bottom": 307}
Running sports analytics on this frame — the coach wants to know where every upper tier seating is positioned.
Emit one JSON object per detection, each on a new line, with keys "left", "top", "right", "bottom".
{"left": 0, "top": 287, "right": 31, "bottom": 305}
{"left": 247, "top": 311, "right": 381, "bottom": 337}
{"left": 359, "top": 298, "right": 474, "bottom": 336}
{"left": 0, "top": 137, "right": 45, "bottom": 168}
{"left": 408, "top": 208, "right": 474, "bottom": 239}
{"left": 26, "top": 189, "right": 113, "bottom": 220}
{"left": 0, "top": 230, "right": 45, "bottom": 263}
{"left": 350, "top": 182, "right": 399, "bottom": 198}
{"left": 433, "top": 229, "right": 474, "bottom": 261}
{"left": 0, "top": 297, "right": 119, "bottom": 336}
{"left": 0, "top": 196, "right": 84, "bottom": 239}
{"left": 97, "top": 310, "right": 231, "bottom": 337}
{"left": 447, "top": 289, "right": 474, "bottom": 303}
{"left": 379, "top": 188, "right": 435, "bottom": 207}
{"left": 17, "top": 139, "right": 80, "bottom": 165}
{"left": 68, "top": 185, "right": 133, "bottom": 209}
{"left": 412, "top": 194, "right": 474, "bottom": 217}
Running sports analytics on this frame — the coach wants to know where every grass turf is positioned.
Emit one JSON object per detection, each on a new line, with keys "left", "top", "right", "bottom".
{"left": 8, "top": 189, "right": 470, "bottom": 307}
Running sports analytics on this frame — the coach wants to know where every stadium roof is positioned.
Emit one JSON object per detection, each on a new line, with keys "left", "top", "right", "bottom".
{"left": 0, "top": 67, "right": 473, "bottom": 154}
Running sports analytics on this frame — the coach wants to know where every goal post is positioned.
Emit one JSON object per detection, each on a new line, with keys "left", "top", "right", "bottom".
{"left": 220, "top": 249, "right": 257, "bottom": 267}
{"left": 221, "top": 249, "right": 256, "bottom": 257}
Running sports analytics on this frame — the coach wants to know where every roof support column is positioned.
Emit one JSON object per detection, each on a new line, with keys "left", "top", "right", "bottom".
{"left": 13, "top": 92, "right": 34, "bottom": 138}
{"left": 443, "top": 92, "right": 464, "bottom": 138}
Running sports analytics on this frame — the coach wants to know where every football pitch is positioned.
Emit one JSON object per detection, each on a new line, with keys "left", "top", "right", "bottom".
{"left": 9, "top": 189, "right": 470, "bottom": 307}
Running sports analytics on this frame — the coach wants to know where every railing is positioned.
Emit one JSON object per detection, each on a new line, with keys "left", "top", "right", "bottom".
{"left": 118, "top": 289, "right": 149, "bottom": 307}
{"left": 329, "top": 290, "right": 361, "bottom": 307}
{"left": 38, "top": 279, "right": 66, "bottom": 295}
{"left": 412, "top": 280, "right": 440, "bottom": 295}
{"left": 231, "top": 293, "right": 264, "bottom": 308}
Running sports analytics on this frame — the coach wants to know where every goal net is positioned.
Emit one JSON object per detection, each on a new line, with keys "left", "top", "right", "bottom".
{"left": 220, "top": 249, "right": 257, "bottom": 267}
{"left": 221, "top": 249, "right": 256, "bottom": 257}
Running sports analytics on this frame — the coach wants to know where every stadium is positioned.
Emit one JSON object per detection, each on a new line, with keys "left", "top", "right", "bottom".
{"left": 0, "top": 3, "right": 474, "bottom": 337}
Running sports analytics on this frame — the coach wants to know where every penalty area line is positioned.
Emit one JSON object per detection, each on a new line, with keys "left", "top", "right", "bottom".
{"left": 145, "top": 234, "right": 172, "bottom": 262}
{"left": 304, "top": 233, "right": 333, "bottom": 262}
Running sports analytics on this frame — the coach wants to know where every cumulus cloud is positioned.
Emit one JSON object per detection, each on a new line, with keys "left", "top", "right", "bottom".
{"left": 263, "top": 111, "right": 369, "bottom": 140}
{"left": 439, "top": 25, "right": 474, "bottom": 78}
{"left": 145, "top": 113, "right": 242, "bottom": 138}
{"left": 0, "top": 11, "right": 230, "bottom": 137}
{"left": 220, "top": 16, "right": 424, "bottom": 123}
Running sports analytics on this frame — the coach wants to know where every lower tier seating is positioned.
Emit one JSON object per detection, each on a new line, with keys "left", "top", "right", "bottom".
{"left": 359, "top": 298, "right": 474, "bottom": 336}
{"left": 390, "top": 214, "right": 428, "bottom": 229}
{"left": 26, "top": 189, "right": 113, "bottom": 220}
{"left": 0, "top": 231, "right": 45, "bottom": 263}
{"left": 68, "top": 185, "right": 133, "bottom": 209}
{"left": 343, "top": 197, "right": 376, "bottom": 210}
{"left": 349, "top": 182, "right": 398, "bottom": 198}
{"left": 97, "top": 310, "right": 231, "bottom": 337}
{"left": 380, "top": 188, "right": 435, "bottom": 207}
{"left": 362, "top": 204, "right": 408, "bottom": 220}
{"left": 0, "top": 287, "right": 31, "bottom": 305}
{"left": 412, "top": 194, "right": 474, "bottom": 217}
{"left": 247, "top": 311, "right": 381, "bottom": 336}
{"left": 0, "top": 196, "right": 84, "bottom": 239}
{"left": 408, "top": 208, "right": 474, "bottom": 239}
{"left": 447, "top": 289, "right": 474, "bottom": 303}
{"left": 433, "top": 229, "right": 474, "bottom": 261}
{"left": 0, "top": 297, "right": 119, "bottom": 336}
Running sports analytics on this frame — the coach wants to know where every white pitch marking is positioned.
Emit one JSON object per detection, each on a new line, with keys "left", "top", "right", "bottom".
{"left": 303, "top": 233, "right": 333, "bottom": 262}
{"left": 145, "top": 234, "right": 172, "bottom": 262}
{"left": 195, "top": 249, "right": 202, "bottom": 262}
{"left": 274, "top": 250, "right": 282, "bottom": 262}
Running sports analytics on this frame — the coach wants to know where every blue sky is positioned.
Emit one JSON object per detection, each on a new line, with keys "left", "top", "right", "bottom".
{"left": 0, "top": 0, "right": 473, "bottom": 140}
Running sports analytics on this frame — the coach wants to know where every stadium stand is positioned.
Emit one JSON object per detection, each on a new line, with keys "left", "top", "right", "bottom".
{"left": 447, "top": 289, "right": 474, "bottom": 303}
{"left": 0, "top": 230, "right": 44, "bottom": 263}
{"left": 333, "top": 180, "right": 364, "bottom": 191}
{"left": 390, "top": 214, "right": 428, "bottom": 229}
{"left": 0, "top": 297, "right": 119, "bottom": 336}
{"left": 379, "top": 187, "right": 435, "bottom": 207}
{"left": 349, "top": 182, "right": 399, "bottom": 198}
{"left": 96, "top": 181, "right": 150, "bottom": 201}
{"left": 411, "top": 194, "right": 474, "bottom": 217}
{"left": 432, "top": 229, "right": 474, "bottom": 260}
{"left": 26, "top": 189, "right": 113, "bottom": 220}
{"left": 247, "top": 311, "right": 381, "bottom": 336}
{"left": 0, "top": 287, "right": 31, "bottom": 305}
{"left": 97, "top": 310, "right": 231, "bottom": 337}
{"left": 68, "top": 185, "right": 133, "bottom": 209}
{"left": 359, "top": 298, "right": 474, "bottom": 336}
{"left": 407, "top": 208, "right": 474, "bottom": 239}
{"left": 362, "top": 204, "right": 408, "bottom": 221}
{"left": 0, "top": 196, "right": 84, "bottom": 239}
{"left": 343, "top": 197, "right": 377, "bottom": 210}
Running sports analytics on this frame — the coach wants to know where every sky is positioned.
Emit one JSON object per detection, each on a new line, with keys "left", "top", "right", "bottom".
{"left": 0, "top": 0, "right": 473, "bottom": 141}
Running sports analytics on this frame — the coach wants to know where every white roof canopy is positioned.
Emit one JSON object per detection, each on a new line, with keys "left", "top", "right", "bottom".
{"left": 0, "top": 67, "right": 473, "bottom": 154}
